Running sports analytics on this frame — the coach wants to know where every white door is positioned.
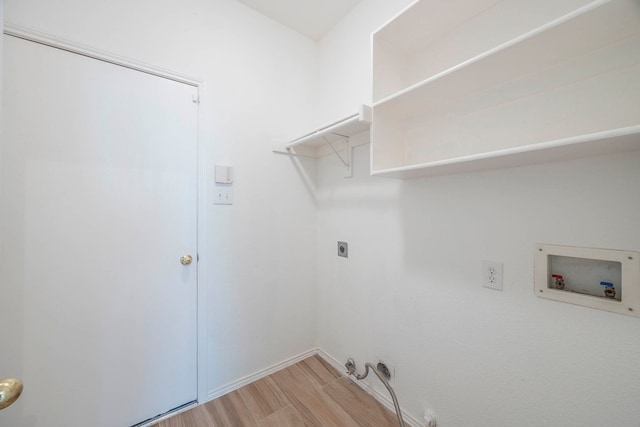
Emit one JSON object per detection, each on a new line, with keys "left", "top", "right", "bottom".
{"left": 0, "top": 35, "right": 198, "bottom": 427}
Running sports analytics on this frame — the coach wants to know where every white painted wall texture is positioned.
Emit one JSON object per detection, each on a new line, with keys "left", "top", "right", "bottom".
{"left": 315, "top": 1, "right": 640, "bottom": 426}
{"left": 0, "top": 0, "right": 3, "bottom": 132}
{"left": 5, "top": 0, "right": 640, "bottom": 426}
{"left": 3, "top": 0, "right": 320, "bottom": 398}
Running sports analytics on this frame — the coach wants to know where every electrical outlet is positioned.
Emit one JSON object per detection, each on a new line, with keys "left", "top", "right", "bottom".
{"left": 482, "top": 260, "right": 503, "bottom": 291}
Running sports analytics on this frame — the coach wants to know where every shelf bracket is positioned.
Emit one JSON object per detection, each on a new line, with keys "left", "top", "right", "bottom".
{"left": 322, "top": 134, "right": 352, "bottom": 178}
{"left": 273, "top": 105, "right": 370, "bottom": 178}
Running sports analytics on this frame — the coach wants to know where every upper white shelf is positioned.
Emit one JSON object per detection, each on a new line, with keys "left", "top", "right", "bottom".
{"left": 374, "top": 0, "right": 638, "bottom": 114}
{"left": 371, "top": 0, "right": 640, "bottom": 178}
{"left": 372, "top": 0, "right": 501, "bottom": 102}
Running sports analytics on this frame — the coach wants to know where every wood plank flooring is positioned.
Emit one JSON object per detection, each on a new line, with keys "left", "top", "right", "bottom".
{"left": 152, "top": 355, "right": 400, "bottom": 427}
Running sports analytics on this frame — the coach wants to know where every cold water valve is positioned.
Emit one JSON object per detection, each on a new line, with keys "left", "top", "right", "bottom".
{"left": 600, "top": 281, "right": 616, "bottom": 299}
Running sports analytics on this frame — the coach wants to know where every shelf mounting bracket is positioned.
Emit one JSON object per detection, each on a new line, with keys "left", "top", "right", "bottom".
{"left": 322, "top": 134, "right": 352, "bottom": 178}
{"left": 272, "top": 105, "right": 370, "bottom": 179}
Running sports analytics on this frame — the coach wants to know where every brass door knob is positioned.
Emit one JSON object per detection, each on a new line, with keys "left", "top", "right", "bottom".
{"left": 180, "top": 254, "right": 193, "bottom": 266}
{"left": 0, "top": 378, "right": 23, "bottom": 410}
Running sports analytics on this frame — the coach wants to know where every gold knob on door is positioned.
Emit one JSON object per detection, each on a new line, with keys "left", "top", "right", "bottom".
{"left": 0, "top": 378, "right": 23, "bottom": 410}
{"left": 180, "top": 255, "right": 193, "bottom": 266}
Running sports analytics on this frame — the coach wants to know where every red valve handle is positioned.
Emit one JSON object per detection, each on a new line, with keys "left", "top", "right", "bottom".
{"left": 552, "top": 274, "right": 564, "bottom": 279}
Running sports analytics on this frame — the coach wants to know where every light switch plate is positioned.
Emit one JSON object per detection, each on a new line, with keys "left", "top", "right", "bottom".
{"left": 214, "top": 185, "right": 233, "bottom": 205}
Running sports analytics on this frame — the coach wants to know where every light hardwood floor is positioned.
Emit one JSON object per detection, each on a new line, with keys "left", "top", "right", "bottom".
{"left": 152, "top": 355, "right": 400, "bottom": 427}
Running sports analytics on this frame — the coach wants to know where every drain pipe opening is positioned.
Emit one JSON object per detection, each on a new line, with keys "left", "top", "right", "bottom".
{"left": 345, "top": 358, "right": 406, "bottom": 427}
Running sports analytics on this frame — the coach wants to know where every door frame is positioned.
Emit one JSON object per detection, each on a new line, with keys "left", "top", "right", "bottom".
{"left": 2, "top": 23, "right": 208, "bottom": 408}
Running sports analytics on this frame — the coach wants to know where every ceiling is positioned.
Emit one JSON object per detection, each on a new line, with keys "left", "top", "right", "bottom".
{"left": 236, "top": 0, "right": 363, "bottom": 41}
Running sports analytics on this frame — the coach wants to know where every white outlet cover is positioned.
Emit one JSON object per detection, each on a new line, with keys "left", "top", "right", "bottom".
{"left": 483, "top": 260, "right": 503, "bottom": 291}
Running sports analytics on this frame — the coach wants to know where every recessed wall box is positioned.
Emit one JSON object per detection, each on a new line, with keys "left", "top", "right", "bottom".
{"left": 338, "top": 241, "right": 348, "bottom": 258}
{"left": 535, "top": 244, "right": 640, "bottom": 317}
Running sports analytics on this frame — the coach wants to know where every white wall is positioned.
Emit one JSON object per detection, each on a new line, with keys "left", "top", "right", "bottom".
{"left": 0, "top": 0, "right": 11, "bottom": 389}
{"left": 3, "top": 0, "right": 320, "bottom": 397}
{"left": 0, "top": 0, "right": 3, "bottom": 143}
{"left": 0, "top": 0, "right": 3, "bottom": 132}
{"left": 317, "top": 0, "right": 413, "bottom": 123}
{"left": 0, "top": 0, "right": 14, "bottom": 393}
{"left": 316, "top": 1, "right": 640, "bottom": 426}
{"left": 6, "top": 1, "right": 640, "bottom": 425}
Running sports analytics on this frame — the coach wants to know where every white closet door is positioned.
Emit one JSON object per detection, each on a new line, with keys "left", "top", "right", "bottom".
{"left": 0, "top": 35, "right": 198, "bottom": 427}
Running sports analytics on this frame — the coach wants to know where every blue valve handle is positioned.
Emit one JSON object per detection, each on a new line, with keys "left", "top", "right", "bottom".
{"left": 600, "top": 281, "right": 615, "bottom": 287}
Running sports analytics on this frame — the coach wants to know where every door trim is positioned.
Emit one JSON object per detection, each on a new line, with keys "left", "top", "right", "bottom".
{"left": 2, "top": 24, "right": 208, "bottom": 405}
{"left": 4, "top": 23, "right": 201, "bottom": 87}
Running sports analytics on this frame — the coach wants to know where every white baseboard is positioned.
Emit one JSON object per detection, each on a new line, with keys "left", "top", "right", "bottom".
{"left": 199, "top": 347, "right": 423, "bottom": 427}
{"left": 137, "top": 401, "right": 199, "bottom": 427}
{"left": 139, "top": 348, "right": 320, "bottom": 426}
{"left": 205, "top": 347, "right": 319, "bottom": 401}
{"left": 316, "top": 349, "right": 424, "bottom": 427}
